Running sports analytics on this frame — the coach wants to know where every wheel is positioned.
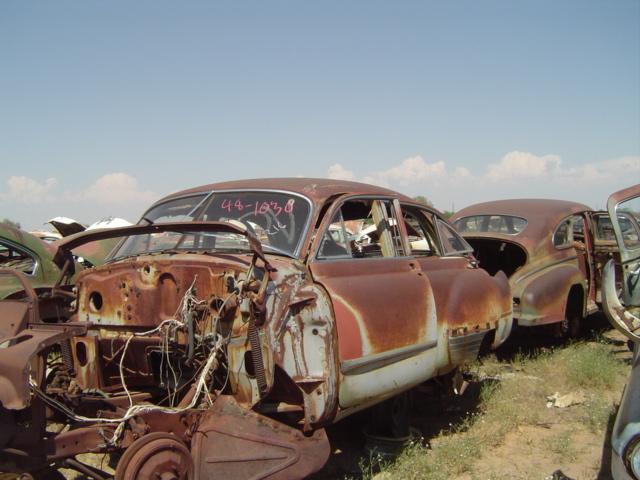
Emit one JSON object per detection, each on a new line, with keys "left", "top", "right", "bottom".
{"left": 115, "top": 432, "right": 194, "bottom": 480}
{"left": 554, "top": 299, "right": 581, "bottom": 339}
{"left": 368, "top": 392, "right": 411, "bottom": 438}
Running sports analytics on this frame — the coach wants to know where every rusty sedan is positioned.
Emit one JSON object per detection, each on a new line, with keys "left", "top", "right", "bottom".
{"left": 0, "top": 178, "right": 512, "bottom": 479}
{"left": 451, "top": 199, "right": 634, "bottom": 338}
{"left": 0, "top": 224, "right": 117, "bottom": 304}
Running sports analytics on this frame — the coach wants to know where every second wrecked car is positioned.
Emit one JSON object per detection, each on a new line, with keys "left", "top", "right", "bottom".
{"left": 451, "top": 199, "right": 640, "bottom": 338}
{"left": 0, "top": 178, "right": 512, "bottom": 479}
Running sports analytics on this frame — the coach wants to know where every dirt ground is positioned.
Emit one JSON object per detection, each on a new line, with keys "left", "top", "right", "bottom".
{"left": 310, "top": 313, "right": 632, "bottom": 480}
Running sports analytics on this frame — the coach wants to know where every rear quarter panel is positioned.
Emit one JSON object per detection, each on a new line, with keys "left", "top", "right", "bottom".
{"left": 513, "top": 262, "right": 585, "bottom": 326}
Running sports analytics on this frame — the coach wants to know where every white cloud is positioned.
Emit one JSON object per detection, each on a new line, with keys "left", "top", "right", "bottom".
{"left": 325, "top": 152, "right": 640, "bottom": 211}
{"left": 69, "top": 173, "right": 157, "bottom": 206}
{"left": 327, "top": 163, "right": 355, "bottom": 181}
{"left": 0, "top": 176, "right": 58, "bottom": 204}
{"left": 362, "top": 156, "right": 448, "bottom": 187}
{"left": 0, "top": 173, "right": 159, "bottom": 229}
{"left": 485, "top": 151, "right": 562, "bottom": 182}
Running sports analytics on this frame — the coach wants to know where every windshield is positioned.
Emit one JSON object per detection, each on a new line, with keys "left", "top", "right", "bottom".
{"left": 454, "top": 215, "right": 527, "bottom": 235}
{"left": 113, "top": 191, "right": 311, "bottom": 259}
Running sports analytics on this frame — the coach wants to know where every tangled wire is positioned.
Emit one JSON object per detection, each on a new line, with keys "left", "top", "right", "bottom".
{"left": 29, "top": 276, "right": 234, "bottom": 445}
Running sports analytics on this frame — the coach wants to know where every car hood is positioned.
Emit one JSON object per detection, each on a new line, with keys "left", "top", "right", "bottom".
{"left": 52, "top": 221, "right": 274, "bottom": 271}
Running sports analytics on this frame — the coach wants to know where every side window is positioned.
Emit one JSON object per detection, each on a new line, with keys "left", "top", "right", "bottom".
{"left": 317, "top": 198, "right": 401, "bottom": 260}
{"left": 572, "top": 215, "right": 585, "bottom": 243}
{"left": 595, "top": 215, "right": 616, "bottom": 241}
{"left": 616, "top": 201, "right": 640, "bottom": 249}
{"left": 553, "top": 218, "right": 573, "bottom": 247}
{"left": 618, "top": 215, "right": 640, "bottom": 249}
{"left": 317, "top": 210, "right": 353, "bottom": 259}
{"left": 402, "top": 207, "right": 439, "bottom": 256}
{"left": 0, "top": 241, "right": 37, "bottom": 275}
{"left": 436, "top": 219, "right": 473, "bottom": 256}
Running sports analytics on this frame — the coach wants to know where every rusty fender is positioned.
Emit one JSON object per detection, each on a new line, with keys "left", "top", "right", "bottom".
{"left": 0, "top": 270, "right": 86, "bottom": 411}
{"left": 514, "top": 263, "right": 585, "bottom": 326}
{"left": 427, "top": 266, "right": 512, "bottom": 353}
{"left": 0, "top": 324, "right": 86, "bottom": 410}
{"left": 263, "top": 265, "right": 339, "bottom": 430}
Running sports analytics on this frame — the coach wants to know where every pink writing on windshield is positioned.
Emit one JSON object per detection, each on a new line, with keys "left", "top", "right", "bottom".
{"left": 220, "top": 198, "right": 295, "bottom": 216}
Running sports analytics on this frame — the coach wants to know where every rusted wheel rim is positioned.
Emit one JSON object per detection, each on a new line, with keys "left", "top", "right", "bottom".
{"left": 115, "top": 432, "right": 194, "bottom": 480}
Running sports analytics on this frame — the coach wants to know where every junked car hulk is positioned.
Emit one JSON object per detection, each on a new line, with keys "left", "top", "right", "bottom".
{"left": 0, "top": 178, "right": 512, "bottom": 479}
{"left": 451, "top": 199, "right": 638, "bottom": 339}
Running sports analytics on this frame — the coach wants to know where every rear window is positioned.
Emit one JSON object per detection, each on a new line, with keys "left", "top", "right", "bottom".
{"left": 454, "top": 215, "right": 527, "bottom": 235}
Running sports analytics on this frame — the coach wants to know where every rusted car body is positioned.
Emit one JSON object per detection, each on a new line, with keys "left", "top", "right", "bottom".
{"left": 451, "top": 199, "right": 635, "bottom": 337}
{"left": 602, "top": 184, "right": 640, "bottom": 480}
{"left": 0, "top": 224, "right": 118, "bottom": 304}
{"left": 0, "top": 178, "right": 512, "bottom": 479}
{"left": 0, "top": 225, "right": 61, "bottom": 301}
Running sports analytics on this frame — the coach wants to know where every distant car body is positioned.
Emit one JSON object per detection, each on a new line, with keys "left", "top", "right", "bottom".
{"left": 451, "top": 199, "right": 639, "bottom": 337}
{"left": 0, "top": 224, "right": 119, "bottom": 314}
{"left": 0, "top": 225, "right": 61, "bottom": 300}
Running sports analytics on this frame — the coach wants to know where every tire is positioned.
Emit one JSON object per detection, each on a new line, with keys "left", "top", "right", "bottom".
{"left": 554, "top": 296, "right": 581, "bottom": 339}
{"left": 368, "top": 392, "right": 411, "bottom": 438}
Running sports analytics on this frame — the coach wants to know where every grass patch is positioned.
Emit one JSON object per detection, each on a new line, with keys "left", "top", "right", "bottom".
{"left": 583, "top": 396, "right": 616, "bottom": 432}
{"left": 562, "top": 342, "right": 622, "bottom": 389}
{"left": 377, "top": 341, "right": 627, "bottom": 479}
{"left": 549, "top": 430, "right": 579, "bottom": 461}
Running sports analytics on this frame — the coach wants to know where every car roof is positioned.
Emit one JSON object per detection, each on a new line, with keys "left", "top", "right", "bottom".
{"left": 451, "top": 199, "right": 592, "bottom": 250}
{"left": 157, "top": 177, "right": 415, "bottom": 206}
{"left": 453, "top": 199, "right": 590, "bottom": 220}
{"left": 0, "top": 224, "right": 55, "bottom": 258}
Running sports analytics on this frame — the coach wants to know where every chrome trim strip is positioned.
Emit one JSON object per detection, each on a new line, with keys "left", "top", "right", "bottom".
{"left": 340, "top": 340, "right": 437, "bottom": 375}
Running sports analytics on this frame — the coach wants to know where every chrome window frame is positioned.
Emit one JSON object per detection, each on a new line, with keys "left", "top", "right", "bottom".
{"left": 313, "top": 194, "right": 407, "bottom": 262}
{"left": 117, "top": 189, "right": 314, "bottom": 259}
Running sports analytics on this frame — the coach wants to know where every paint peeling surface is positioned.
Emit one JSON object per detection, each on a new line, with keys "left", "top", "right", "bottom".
{"left": 451, "top": 198, "right": 639, "bottom": 338}
{"left": 0, "top": 178, "right": 512, "bottom": 478}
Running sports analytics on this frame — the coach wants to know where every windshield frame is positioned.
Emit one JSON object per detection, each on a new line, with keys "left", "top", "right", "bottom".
{"left": 114, "top": 188, "right": 314, "bottom": 260}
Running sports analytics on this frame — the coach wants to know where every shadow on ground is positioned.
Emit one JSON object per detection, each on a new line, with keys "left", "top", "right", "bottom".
{"left": 311, "top": 313, "right": 620, "bottom": 479}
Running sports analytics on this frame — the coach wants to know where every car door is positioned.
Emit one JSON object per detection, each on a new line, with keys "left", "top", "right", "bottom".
{"left": 309, "top": 196, "right": 438, "bottom": 408}
{"left": 602, "top": 184, "right": 640, "bottom": 342}
{"left": 572, "top": 213, "right": 598, "bottom": 312}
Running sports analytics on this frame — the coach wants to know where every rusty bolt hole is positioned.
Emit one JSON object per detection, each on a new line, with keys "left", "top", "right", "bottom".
{"left": 244, "top": 351, "right": 256, "bottom": 378}
{"left": 75, "top": 342, "right": 88, "bottom": 367}
{"left": 143, "top": 265, "right": 151, "bottom": 274}
{"left": 89, "top": 291, "right": 103, "bottom": 312}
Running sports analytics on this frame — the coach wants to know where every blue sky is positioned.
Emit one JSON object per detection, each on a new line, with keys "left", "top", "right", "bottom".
{"left": 1, "top": 1, "right": 639, "bottom": 229}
